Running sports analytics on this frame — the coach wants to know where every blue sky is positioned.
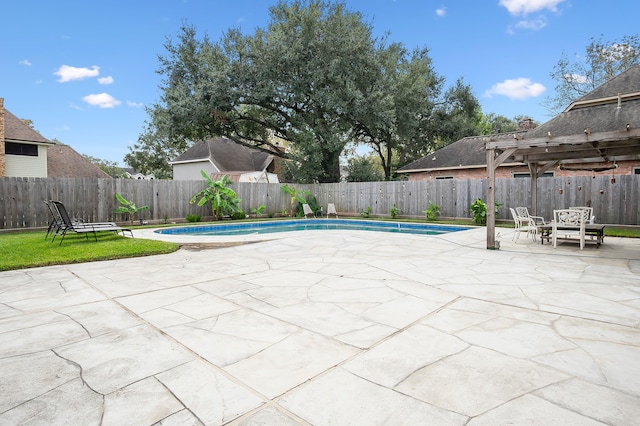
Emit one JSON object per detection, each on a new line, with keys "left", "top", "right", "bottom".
{"left": 1, "top": 0, "right": 638, "bottom": 165}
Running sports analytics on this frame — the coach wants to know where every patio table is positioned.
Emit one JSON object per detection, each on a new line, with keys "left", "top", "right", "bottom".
{"left": 538, "top": 223, "right": 605, "bottom": 247}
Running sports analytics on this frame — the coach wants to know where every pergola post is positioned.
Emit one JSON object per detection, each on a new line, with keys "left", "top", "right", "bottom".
{"left": 528, "top": 163, "right": 538, "bottom": 216}
{"left": 486, "top": 147, "right": 497, "bottom": 249}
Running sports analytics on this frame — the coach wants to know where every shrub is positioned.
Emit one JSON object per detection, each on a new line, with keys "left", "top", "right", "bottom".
{"left": 389, "top": 204, "right": 400, "bottom": 219}
{"left": 424, "top": 203, "right": 440, "bottom": 221}
{"left": 231, "top": 210, "right": 246, "bottom": 220}
{"left": 470, "top": 199, "right": 502, "bottom": 224}
{"left": 360, "top": 206, "right": 372, "bottom": 218}
{"left": 186, "top": 214, "right": 201, "bottom": 222}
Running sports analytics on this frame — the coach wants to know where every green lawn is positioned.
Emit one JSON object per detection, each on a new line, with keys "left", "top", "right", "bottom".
{"left": 0, "top": 231, "right": 179, "bottom": 272}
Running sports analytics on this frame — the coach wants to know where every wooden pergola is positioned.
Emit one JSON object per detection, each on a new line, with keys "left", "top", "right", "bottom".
{"left": 484, "top": 127, "right": 640, "bottom": 249}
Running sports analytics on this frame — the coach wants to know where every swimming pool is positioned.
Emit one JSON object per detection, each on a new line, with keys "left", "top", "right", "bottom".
{"left": 156, "top": 219, "right": 468, "bottom": 237}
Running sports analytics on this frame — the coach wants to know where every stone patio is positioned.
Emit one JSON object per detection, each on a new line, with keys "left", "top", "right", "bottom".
{"left": 0, "top": 226, "right": 639, "bottom": 425}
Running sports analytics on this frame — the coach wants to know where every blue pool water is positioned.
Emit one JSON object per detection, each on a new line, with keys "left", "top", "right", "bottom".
{"left": 156, "top": 219, "right": 468, "bottom": 236}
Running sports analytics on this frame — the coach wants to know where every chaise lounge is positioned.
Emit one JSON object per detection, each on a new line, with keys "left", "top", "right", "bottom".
{"left": 51, "top": 201, "right": 132, "bottom": 245}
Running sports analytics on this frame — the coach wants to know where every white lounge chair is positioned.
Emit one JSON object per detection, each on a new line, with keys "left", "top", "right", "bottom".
{"left": 552, "top": 209, "right": 587, "bottom": 250}
{"left": 515, "top": 206, "right": 545, "bottom": 225}
{"left": 510, "top": 207, "right": 537, "bottom": 243}
{"left": 327, "top": 203, "right": 338, "bottom": 218}
{"left": 302, "top": 203, "right": 316, "bottom": 219}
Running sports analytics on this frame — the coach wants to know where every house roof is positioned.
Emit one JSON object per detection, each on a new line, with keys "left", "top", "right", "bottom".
{"left": 496, "top": 65, "right": 640, "bottom": 164}
{"left": 399, "top": 65, "right": 640, "bottom": 174}
{"left": 170, "top": 137, "right": 273, "bottom": 172}
{"left": 47, "top": 144, "right": 111, "bottom": 178}
{"left": 4, "top": 108, "right": 52, "bottom": 144}
{"left": 397, "top": 131, "right": 526, "bottom": 173}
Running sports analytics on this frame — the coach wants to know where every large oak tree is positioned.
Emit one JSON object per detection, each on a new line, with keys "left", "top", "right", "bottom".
{"left": 132, "top": 0, "right": 480, "bottom": 182}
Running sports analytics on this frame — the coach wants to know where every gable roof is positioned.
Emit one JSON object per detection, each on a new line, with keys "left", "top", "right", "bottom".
{"left": 170, "top": 137, "right": 274, "bottom": 172}
{"left": 4, "top": 108, "right": 52, "bottom": 144}
{"left": 47, "top": 144, "right": 111, "bottom": 178}
{"left": 399, "top": 65, "right": 640, "bottom": 174}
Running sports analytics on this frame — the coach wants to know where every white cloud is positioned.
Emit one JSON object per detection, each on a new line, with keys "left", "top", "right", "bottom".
{"left": 126, "top": 100, "right": 143, "bottom": 107}
{"left": 484, "top": 78, "right": 546, "bottom": 100}
{"left": 19, "top": 59, "right": 32, "bottom": 66}
{"left": 499, "top": 0, "right": 565, "bottom": 16}
{"left": 54, "top": 65, "right": 100, "bottom": 82}
{"left": 436, "top": 7, "right": 446, "bottom": 17}
{"left": 98, "top": 76, "right": 114, "bottom": 85}
{"left": 82, "top": 93, "right": 121, "bottom": 108}
{"left": 515, "top": 16, "right": 547, "bottom": 30}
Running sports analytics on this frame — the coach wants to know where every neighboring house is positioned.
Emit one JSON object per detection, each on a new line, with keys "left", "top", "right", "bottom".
{"left": 170, "top": 136, "right": 279, "bottom": 182}
{"left": 0, "top": 98, "right": 55, "bottom": 177}
{"left": 399, "top": 65, "right": 640, "bottom": 180}
{"left": 47, "top": 144, "right": 111, "bottom": 178}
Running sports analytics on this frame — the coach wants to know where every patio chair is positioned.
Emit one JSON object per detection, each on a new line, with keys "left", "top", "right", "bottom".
{"left": 510, "top": 207, "right": 538, "bottom": 243}
{"left": 302, "top": 203, "right": 316, "bottom": 219}
{"left": 326, "top": 203, "right": 338, "bottom": 218}
{"left": 51, "top": 201, "right": 132, "bottom": 245}
{"left": 515, "top": 206, "right": 545, "bottom": 225}
{"left": 570, "top": 206, "right": 595, "bottom": 224}
{"left": 552, "top": 209, "right": 586, "bottom": 250}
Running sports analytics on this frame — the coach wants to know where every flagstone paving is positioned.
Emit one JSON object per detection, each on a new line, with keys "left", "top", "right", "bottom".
{"left": 1, "top": 226, "right": 639, "bottom": 425}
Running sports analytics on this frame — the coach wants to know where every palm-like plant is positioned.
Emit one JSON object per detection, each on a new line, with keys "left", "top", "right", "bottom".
{"left": 114, "top": 193, "right": 149, "bottom": 225}
{"left": 190, "top": 171, "right": 242, "bottom": 220}
{"left": 281, "top": 184, "right": 310, "bottom": 217}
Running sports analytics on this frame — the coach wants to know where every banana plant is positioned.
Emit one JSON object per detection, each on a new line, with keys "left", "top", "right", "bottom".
{"left": 281, "top": 184, "right": 310, "bottom": 217}
{"left": 114, "top": 193, "right": 149, "bottom": 225}
{"left": 190, "top": 171, "right": 242, "bottom": 220}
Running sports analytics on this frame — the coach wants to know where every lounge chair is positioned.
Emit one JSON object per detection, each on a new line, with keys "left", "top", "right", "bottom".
{"left": 327, "top": 203, "right": 338, "bottom": 218}
{"left": 302, "top": 203, "right": 316, "bottom": 219}
{"left": 515, "top": 206, "right": 545, "bottom": 225}
{"left": 51, "top": 201, "right": 132, "bottom": 244}
{"left": 44, "top": 200, "right": 64, "bottom": 239}
{"left": 552, "top": 209, "right": 587, "bottom": 250}
{"left": 510, "top": 207, "right": 537, "bottom": 242}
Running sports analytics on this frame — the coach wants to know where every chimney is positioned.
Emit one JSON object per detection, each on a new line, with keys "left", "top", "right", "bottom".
{"left": 518, "top": 117, "right": 536, "bottom": 131}
{"left": 0, "top": 98, "right": 5, "bottom": 177}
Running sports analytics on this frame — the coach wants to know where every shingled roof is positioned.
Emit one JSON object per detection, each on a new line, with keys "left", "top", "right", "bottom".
{"left": 526, "top": 65, "right": 640, "bottom": 139}
{"left": 398, "top": 65, "right": 640, "bottom": 174}
{"left": 397, "top": 131, "right": 527, "bottom": 173}
{"left": 4, "top": 108, "right": 51, "bottom": 144}
{"left": 170, "top": 137, "right": 274, "bottom": 172}
{"left": 47, "top": 144, "right": 111, "bottom": 178}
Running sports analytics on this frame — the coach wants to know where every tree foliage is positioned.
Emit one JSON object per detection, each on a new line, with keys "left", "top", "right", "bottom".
{"left": 135, "top": 0, "right": 481, "bottom": 182}
{"left": 544, "top": 34, "right": 640, "bottom": 114}
{"left": 345, "top": 154, "right": 383, "bottom": 182}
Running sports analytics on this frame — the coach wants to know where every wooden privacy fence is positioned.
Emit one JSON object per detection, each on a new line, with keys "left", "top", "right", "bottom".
{"left": 1, "top": 175, "right": 639, "bottom": 229}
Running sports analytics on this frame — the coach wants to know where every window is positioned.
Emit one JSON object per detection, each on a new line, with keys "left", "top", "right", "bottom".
{"left": 5, "top": 142, "right": 38, "bottom": 157}
{"left": 513, "top": 172, "right": 554, "bottom": 178}
{"left": 435, "top": 176, "right": 453, "bottom": 180}
{"left": 633, "top": 167, "right": 640, "bottom": 175}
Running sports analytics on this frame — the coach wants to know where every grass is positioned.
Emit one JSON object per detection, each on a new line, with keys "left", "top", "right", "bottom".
{"left": 0, "top": 231, "right": 179, "bottom": 272}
